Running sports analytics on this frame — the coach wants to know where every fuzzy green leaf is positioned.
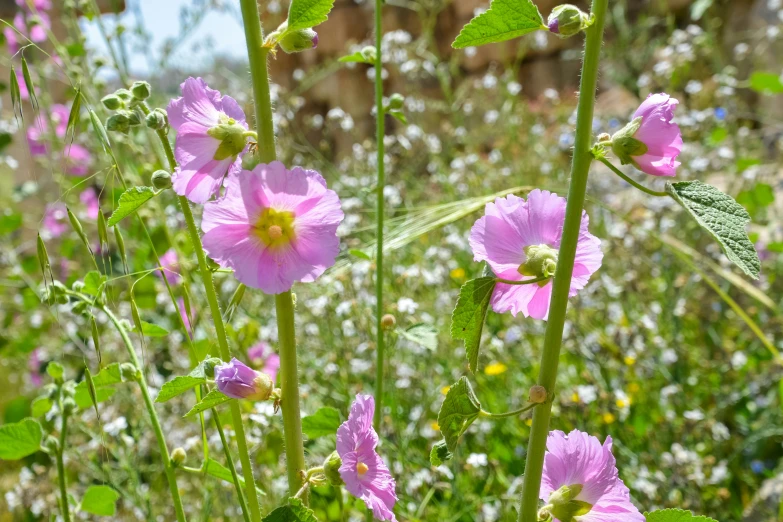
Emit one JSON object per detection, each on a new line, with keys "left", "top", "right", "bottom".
{"left": 451, "top": 277, "right": 496, "bottom": 373}
{"left": 74, "top": 363, "right": 122, "bottom": 409}
{"left": 262, "top": 498, "right": 318, "bottom": 522}
{"left": 79, "top": 485, "right": 120, "bottom": 516}
{"left": 645, "top": 509, "right": 718, "bottom": 522}
{"left": 136, "top": 321, "right": 169, "bottom": 337}
{"left": 107, "top": 187, "right": 156, "bottom": 227}
{"left": 156, "top": 376, "right": 205, "bottom": 403}
{"left": 302, "top": 407, "right": 341, "bottom": 439}
{"left": 183, "top": 389, "right": 233, "bottom": 418}
{"left": 430, "top": 440, "right": 453, "bottom": 466}
{"left": 82, "top": 271, "right": 107, "bottom": 296}
{"left": 666, "top": 180, "right": 760, "bottom": 279}
{"left": 0, "top": 418, "right": 43, "bottom": 460}
{"left": 749, "top": 71, "right": 783, "bottom": 95}
{"left": 398, "top": 323, "right": 438, "bottom": 351}
{"left": 287, "top": 0, "right": 335, "bottom": 31}
{"left": 453, "top": 0, "right": 545, "bottom": 49}
{"left": 31, "top": 396, "right": 53, "bottom": 417}
{"left": 437, "top": 377, "right": 481, "bottom": 453}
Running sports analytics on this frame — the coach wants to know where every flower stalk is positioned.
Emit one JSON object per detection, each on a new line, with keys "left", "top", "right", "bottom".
{"left": 239, "top": 0, "right": 308, "bottom": 502}
{"left": 55, "top": 398, "right": 71, "bottom": 522}
{"left": 517, "top": 0, "right": 609, "bottom": 520}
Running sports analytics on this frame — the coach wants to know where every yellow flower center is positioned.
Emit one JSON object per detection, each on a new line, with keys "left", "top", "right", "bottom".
{"left": 255, "top": 208, "right": 296, "bottom": 250}
{"left": 357, "top": 462, "right": 369, "bottom": 476}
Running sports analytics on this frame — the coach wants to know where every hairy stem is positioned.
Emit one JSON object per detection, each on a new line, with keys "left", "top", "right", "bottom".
{"left": 239, "top": 0, "right": 308, "bottom": 501}
{"left": 373, "top": 0, "right": 387, "bottom": 431}
{"left": 517, "top": 1, "right": 609, "bottom": 520}
{"left": 597, "top": 157, "right": 668, "bottom": 197}
{"left": 55, "top": 401, "right": 71, "bottom": 522}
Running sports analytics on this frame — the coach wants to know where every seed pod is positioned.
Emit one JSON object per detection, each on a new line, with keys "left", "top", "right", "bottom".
{"left": 114, "top": 226, "right": 129, "bottom": 274}
{"left": 91, "top": 316, "right": 102, "bottom": 367}
{"left": 97, "top": 210, "right": 109, "bottom": 253}
{"left": 84, "top": 368, "right": 100, "bottom": 419}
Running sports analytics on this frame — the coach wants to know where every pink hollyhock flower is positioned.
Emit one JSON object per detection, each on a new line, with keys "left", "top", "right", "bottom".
{"left": 214, "top": 358, "right": 273, "bottom": 401}
{"left": 540, "top": 430, "right": 644, "bottom": 522}
{"left": 167, "top": 77, "right": 249, "bottom": 203}
{"left": 612, "top": 93, "right": 682, "bottom": 177}
{"left": 79, "top": 187, "right": 100, "bottom": 220}
{"left": 201, "top": 161, "right": 343, "bottom": 294}
{"left": 337, "top": 395, "right": 397, "bottom": 521}
{"left": 177, "top": 297, "right": 192, "bottom": 335}
{"left": 469, "top": 190, "right": 602, "bottom": 321}
{"left": 28, "top": 348, "right": 43, "bottom": 387}
{"left": 42, "top": 202, "right": 68, "bottom": 238}
{"left": 157, "top": 249, "right": 181, "bottom": 286}
{"left": 247, "top": 341, "right": 280, "bottom": 383}
{"left": 27, "top": 104, "right": 92, "bottom": 176}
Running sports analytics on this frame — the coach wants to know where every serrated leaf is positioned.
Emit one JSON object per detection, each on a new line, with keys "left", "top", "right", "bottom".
{"left": 437, "top": 377, "right": 481, "bottom": 453}
{"left": 83, "top": 271, "right": 107, "bottom": 296}
{"left": 31, "top": 396, "right": 53, "bottom": 417}
{"left": 287, "top": 0, "right": 335, "bottom": 31}
{"left": 74, "top": 363, "right": 122, "bottom": 409}
{"left": 79, "top": 485, "right": 120, "bottom": 516}
{"left": 203, "top": 458, "right": 266, "bottom": 496}
{"left": 398, "top": 323, "right": 438, "bottom": 351}
{"left": 107, "top": 187, "right": 156, "bottom": 227}
{"left": 301, "top": 407, "right": 341, "bottom": 439}
{"left": 451, "top": 277, "right": 496, "bottom": 373}
{"left": 183, "top": 389, "right": 233, "bottom": 418}
{"left": 136, "top": 321, "right": 169, "bottom": 337}
{"left": 749, "top": 71, "right": 783, "bottom": 95}
{"left": 666, "top": 180, "right": 760, "bottom": 279}
{"left": 430, "top": 440, "right": 453, "bottom": 466}
{"left": 453, "top": 0, "right": 545, "bottom": 49}
{"left": 155, "top": 375, "right": 205, "bottom": 403}
{"left": 0, "top": 418, "right": 43, "bottom": 460}
{"left": 262, "top": 498, "right": 318, "bottom": 522}
{"left": 644, "top": 509, "right": 718, "bottom": 522}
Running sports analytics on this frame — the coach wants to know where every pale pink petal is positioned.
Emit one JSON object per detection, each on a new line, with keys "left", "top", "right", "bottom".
{"left": 527, "top": 283, "right": 553, "bottom": 320}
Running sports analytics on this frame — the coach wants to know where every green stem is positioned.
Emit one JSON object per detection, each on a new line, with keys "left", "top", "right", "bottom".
{"left": 212, "top": 413, "right": 252, "bottom": 522}
{"left": 100, "top": 305, "right": 187, "bottom": 522}
{"left": 373, "top": 0, "right": 386, "bottom": 431}
{"left": 597, "top": 157, "right": 668, "bottom": 197}
{"left": 239, "top": 0, "right": 308, "bottom": 501}
{"left": 517, "top": 1, "right": 609, "bottom": 520}
{"left": 480, "top": 402, "right": 538, "bottom": 419}
{"left": 56, "top": 402, "right": 71, "bottom": 522}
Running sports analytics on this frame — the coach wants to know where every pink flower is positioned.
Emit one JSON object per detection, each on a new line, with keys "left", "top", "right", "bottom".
{"left": 612, "top": 93, "right": 682, "bottom": 177}
{"left": 27, "top": 103, "right": 91, "bottom": 176}
{"left": 167, "top": 77, "right": 248, "bottom": 203}
{"left": 79, "top": 187, "right": 100, "bottom": 220}
{"left": 157, "top": 249, "right": 181, "bottom": 286}
{"left": 247, "top": 342, "right": 280, "bottom": 383}
{"left": 469, "top": 190, "right": 602, "bottom": 320}
{"left": 201, "top": 161, "right": 343, "bottom": 294}
{"left": 177, "top": 297, "right": 192, "bottom": 335}
{"left": 540, "top": 430, "right": 644, "bottom": 522}
{"left": 42, "top": 202, "right": 68, "bottom": 238}
{"left": 214, "top": 358, "right": 273, "bottom": 401}
{"left": 337, "top": 395, "right": 397, "bottom": 521}
{"left": 28, "top": 348, "right": 43, "bottom": 387}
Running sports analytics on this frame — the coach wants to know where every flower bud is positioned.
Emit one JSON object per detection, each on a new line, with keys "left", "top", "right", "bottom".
{"left": 130, "top": 80, "right": 151, "bottom": 100}
{"left": 529, "top": 385, "right": 547, "bottom": 404}
{"left": 101, "top": 94, "right": 124, "bottom": 111}
{"left": 544, "top": 484, "right": 592, "bottom": 521}
{"left": 207, "top": 119, "right": 248, "bottom": 160}
{"left": 120, "top": 362, "right": 140, "bottom": 382}
{"left": 62, "top": 398, "right": 76, "bottom": 415}
{"left": 171, "top": 447, "right": 187, "bottom": 466}
{"left": 547, "top": 4, "right": 591, "bottom": 38}
{"left": 106, "top": 113, "right": 131, "bottom": 134}
{"left": 381, "top": 314, "right": 396, "bottom": 330}
{"left": 145, "top": 109, "right": 168, "bottom": 130}
{"left": 323, "top": 451, "right": 344, "bottom": 486}
{"left": 114, "top": 89, "right": 134, "bottom": 103}
{"left": 214, "top": 358, "right": 274, "bottom": 401}
{"left": 279, "top": 27, "right": 319, "bottom": 53}
{"left": 151, "top": 170, "right": 173, "bottom": 190}
{"left": 43, "top": 435, "right": 60, "bottom": 453}
{"left": 387, "top": 93, "right": 404, "bottom": 111}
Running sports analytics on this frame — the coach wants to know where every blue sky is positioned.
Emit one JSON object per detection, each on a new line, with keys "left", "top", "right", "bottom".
{"left": 82, "top": 0, "right": 248, "bottom": 76}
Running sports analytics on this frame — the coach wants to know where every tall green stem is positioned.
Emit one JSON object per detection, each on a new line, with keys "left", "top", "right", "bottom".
{"left": 517, "top": 1, "right": 609, "bottom": 520}
{"left": 372, "top": 0, "right": 386, "bottom": 431}
{"left": 55, "top": 402, "right": 71, "bottom": 522}
{"left": 100, "top": 305, "right": 187, "bottom": 522}
{"left": 239, "top": 0, "right": 308, "bottom": 501}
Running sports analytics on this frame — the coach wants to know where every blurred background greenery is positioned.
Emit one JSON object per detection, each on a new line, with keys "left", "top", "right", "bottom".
{"left": 0, "top": 0, "right": 782, "bottom": 520}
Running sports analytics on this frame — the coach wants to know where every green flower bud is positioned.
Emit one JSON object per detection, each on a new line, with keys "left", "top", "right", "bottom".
{"left": 43, "top": 435, "right": 60, "bottom": 453}
{"left": 381, "top": 314, "right": 396, "bottom": 330}
{"left": 130, "top": 81, "right": 151, "bottom": 100}
{"left": 145, "top": 109, "right": 168, "bottom": 130}
{"left": 547, "top": 4, "right": 591, "bottom": 38}
{"left": 529, "top": 385, "right": 548, "bottom": 404}
{"left": 114, "top": 89, "right": 134, "bottom": 103}
{"left": 610, "top": 116, "right": 648, "bottom": 165}
{"left": 323, "top": 451, "right": 344, "bottom": 486}
{"left": 106, "top": 113, "right": 131, "bottom": 134}
{"left": 207, "top": 118, "right": 248, "bottom": 160}
{"left": 101, "top": 94, "right": 124, "bottom": 111}
{"left": 120, "top": 362, "right": 140, "bottom": 382}
{"left": 62, "top": 398, "right": 76, "bottom": 415}
{"left": 71, "top": 281, "right": 85, "bottom": 292}
{"left": 388, "top": 94, "right": 405, "bottom": 111}
{"left": 171, "top": 447, "right": 187, "bottom": 466}
{"left": 279, "top": 27, "right": 319, "bottom": 53}
{"left": 151, "top": 170, "right": 172, "bottom": 190}
{"left": 518, "top": 244, "right": 559, "bottom": 282}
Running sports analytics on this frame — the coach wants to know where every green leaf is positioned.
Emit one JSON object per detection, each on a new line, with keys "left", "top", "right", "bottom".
{"left": 452, "top": 0, "right": 545, "bottom": 49}
{"left": 262, "top": 498, "right": 318, "bottom": 522}
{"left": 451, "top": 277, "right": 496, "bottom": 373}
{"left": 9, "top": 68, "right": 22, "bottom": 123}
{"left": 20, "top": 58, "right": 38, "bottom": 111}
{"left": 66, "top": 87, "right": 82, "bottom": 140}
{"left": 690, "top": 0, "right": 713, "bottom": 20}
{"left": 666, "top": 180, "right": 760, "bottom": 279}
{"left": 83, "top": 271, "right": 107, "bottom": 296}
{"left": 74, "top": 363, "right": 122, "bottom": 409}
{"left": 430, "top": 440, "right": 453, "bottom": 466}
{"left": 737, "top": 183, "right": 774, "bottom": 215}
{"left": 31, "top": 396, "right": 53, "bottom": 417}
{"left": 183, "top": 389, "right": 233, "bottom": 418}
{"left": 79, "top": 485, "right": 120, "bottom": 516}
{"left": 338, "top": 47, "right": 376, "bottom": 64}
{"left": 749, "top": 71, "right": 783, "bottom": 95}
{"left": 107, "top": 187, "right": 156, "bottom": 227}
{"left": 136, "top": 321, "right": 169, "bottom": 337}
{"left": 203, "top": 458, "right": 266, "bottom": 496}
{"left": 437, "top": 377, "right": 481, "bottom": 453}
{"left": 46, "top": 361, "right": 64, "bottom": 381}
{"left": 388, "top": 110, "right": 408, "bottom": 125}
{"left": 156, "top": 375, "right": 205, "bottom": 403}
{"left": 398, "top": 323, "right": 438, "bottom": 351}
{"left": 287, "top": 0, "right": 335, "bottom": 32}
{"left": 301, "top": 407, "right": 341, "bottom": 439}
{"left": 0, "top": 418, "right": 43, "bottom": 460}
{"left": 348, "top": 248, "right": 371, "bottom": 260}
{"left": 644, "top": 509, "right": 718, "bottom": 522}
